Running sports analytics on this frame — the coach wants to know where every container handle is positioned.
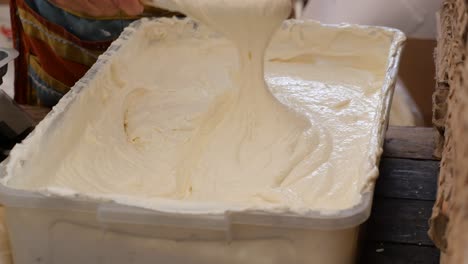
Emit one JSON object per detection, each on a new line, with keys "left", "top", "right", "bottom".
{"left": 97, "top": 203, "right": 231, "bottom": 231}
{"left": 0, "top": 49, "right": 18, "bottom": 68}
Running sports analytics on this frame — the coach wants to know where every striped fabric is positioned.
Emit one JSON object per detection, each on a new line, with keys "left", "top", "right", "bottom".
{"left": 10, "top": 0, "right": 177, "bottom": 106}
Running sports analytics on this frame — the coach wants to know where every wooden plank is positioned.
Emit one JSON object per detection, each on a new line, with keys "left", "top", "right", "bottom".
{"left": 359, "top": 242, "right": 440, "bottom": 264}
{"left": 376, "top": 158, "right": 439, "bottom": 201}
{"left": 365, "top": 198, "right": 434, "bottom": 246}
{"left": 384, "top": 126, "right": 437, "bottom": 160}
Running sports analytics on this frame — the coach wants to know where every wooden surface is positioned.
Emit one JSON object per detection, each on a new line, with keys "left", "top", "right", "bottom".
{"left": 384, "top": 126, "right": 437, "bottom": 160}
{"left": 6, "top": 108, "right": 440, "bottom": 263}
{"left": 360, "top": 126, "right": 440, "bottom": 264}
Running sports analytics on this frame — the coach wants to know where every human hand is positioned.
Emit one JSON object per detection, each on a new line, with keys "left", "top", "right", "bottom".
{"left": 50, "top": 0, "right": 145, "bottom": 17}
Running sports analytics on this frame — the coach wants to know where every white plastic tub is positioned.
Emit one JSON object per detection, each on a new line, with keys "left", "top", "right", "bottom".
{"left": 0, "top": 18, "right": 404, "bottom": 264}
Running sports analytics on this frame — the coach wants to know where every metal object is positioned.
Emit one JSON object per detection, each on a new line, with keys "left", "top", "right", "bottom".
{"left": 0, "top": 48, "right": 17, "bottom": 86}
{"left": 0, "top": 48, "right": 26, "bottom": 162}
{"left": 0, "top": 90, "right": 34, "bottom": 140}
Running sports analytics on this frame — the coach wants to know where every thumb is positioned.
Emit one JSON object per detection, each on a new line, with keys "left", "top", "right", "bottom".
{"left": 113, "top": 0, "right": 145, "bottom": 16}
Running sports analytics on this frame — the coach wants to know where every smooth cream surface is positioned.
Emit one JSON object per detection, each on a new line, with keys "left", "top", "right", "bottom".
{"left": 4, "top": 16, "right": 398, "bottom": 213}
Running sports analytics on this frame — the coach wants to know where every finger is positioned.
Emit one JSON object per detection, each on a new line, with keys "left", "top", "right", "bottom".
{"left": 113, "top": 0, "right": 144, "bottom": 16}
{"left": 88, "top": 0, "right": 121, "bottom": 16}
{"left": 50, "top": 0, "right": 99, "bottom": 16}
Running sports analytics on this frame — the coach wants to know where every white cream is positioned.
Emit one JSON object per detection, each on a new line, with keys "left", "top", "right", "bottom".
{"left": 4, "top": 17, "right": 399, "bottom": 214}
{"left": 161, "top": 0, "right": 320, "bottom": 203}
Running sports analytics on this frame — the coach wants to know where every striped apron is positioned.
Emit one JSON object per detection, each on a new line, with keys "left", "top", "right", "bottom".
{"left": 10, "top": 0, "right": 177, "bottom": 106}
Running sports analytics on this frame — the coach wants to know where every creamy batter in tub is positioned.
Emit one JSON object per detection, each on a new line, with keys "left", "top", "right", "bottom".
{"left": 4, "top": 2, "right": 403, "bottom": 216}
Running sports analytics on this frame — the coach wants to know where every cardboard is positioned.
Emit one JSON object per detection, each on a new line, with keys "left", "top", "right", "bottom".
{"left": 429, "top": 0, "right": 468, "bottom": 263}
